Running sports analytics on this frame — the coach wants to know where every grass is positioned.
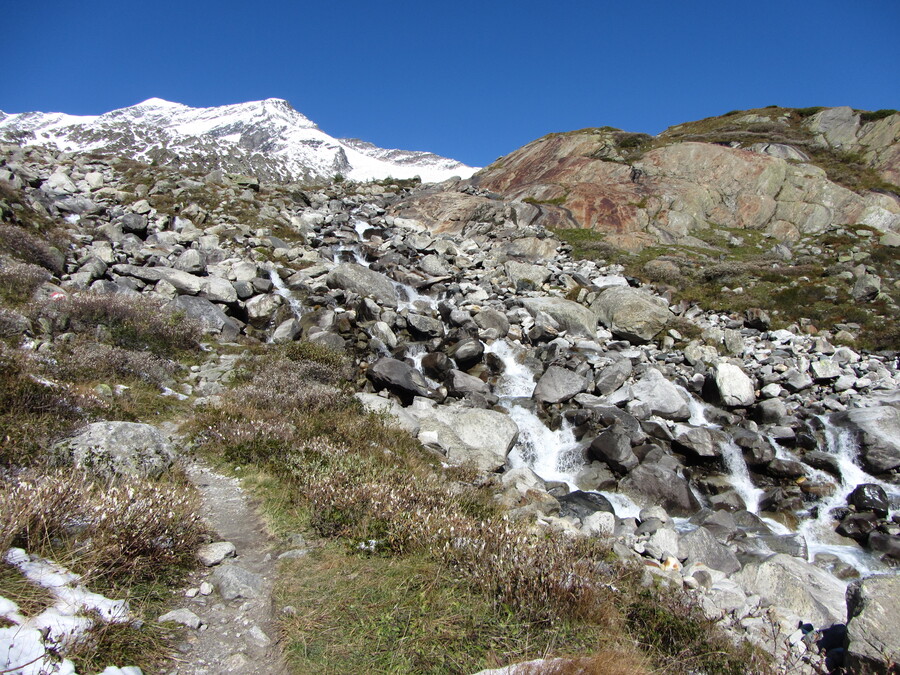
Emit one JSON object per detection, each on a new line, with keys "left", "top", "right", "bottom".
{"left": 185, "top": 341, "right": 771, "bottom": 674}
{"left": 0, "top": 561, "right": 56, "bottom": 615}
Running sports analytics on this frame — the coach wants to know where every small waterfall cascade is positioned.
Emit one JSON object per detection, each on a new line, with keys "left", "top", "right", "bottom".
{"left": 796, "top": 416, "right": 899, "bottom": 572}
{"left": 268, "top": 268, "right": 304, "bottom": 319}
{"left": 688, "top": 399, "right": 764, "bottom": 514}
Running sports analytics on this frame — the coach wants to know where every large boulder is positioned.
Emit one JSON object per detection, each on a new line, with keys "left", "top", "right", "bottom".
{"left": 170, "top": 295, "right": 240, "bottom": 341}
{"left": 412, "top": 405, "right": 519, "bottom": 471}
{"left": 54, "top": 422, "right": 176, "bottom": 479}
{"left": 678, "top": 526, "right": 741, "bottom": 574}
{"left": 520, "top": 297, "right": 597, "bottom": 338}
{"left": 533, "top": 366, "right": 587, "bottom": 404}
{"left": 590, "top": 287, "right": 672, "bottom": 344}
{"left": 619, "top": 463, "right": 701, "bottom": 516}
{"left": 325, "top": 263, "right": 399, "bottom": 307}
{"left": 713, "top": 362, "right": 756, "bottom": 407}
{"left": 366, "top": 358, "right": 436, "bottom": 404}
{"left": 830, "top": 407, "right": 900, "bottom": 474}
{"left": 354, "top": 393, "right": 421, "bottom": 436}
{"left": 629, "top": 368, "right": 691, "bottom": 420}
{"left": 844, "top": 575, "right": 900, "bottom": 674}
{"left": 734, "top": 554, "right": 847, "bottom": 628}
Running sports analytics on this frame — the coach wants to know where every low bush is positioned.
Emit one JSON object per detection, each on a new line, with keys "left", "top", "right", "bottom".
{"left": 48, "top": 338, "right": 178, "bottom": 387}
{"left": 0, "top": 344, "right": 86, "bottom": 466}
{"left": 32, "top": 293, "right": 203, "bottom": 357}
{"left": 859, "top": 109, "right": 897, "bottom": 123}
{"left": 0, "top": 224, "right": 64, "bottom": 274}
{"left": 0, "top": 259, "right": 51, "bottom": 306}
{"left": 0, "top": 469, "right": 203, "bottom": 585}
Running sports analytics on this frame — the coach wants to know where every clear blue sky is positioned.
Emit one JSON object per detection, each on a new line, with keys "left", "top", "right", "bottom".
{"left": 3, "top": 0, "right": 898, "bottom": 167}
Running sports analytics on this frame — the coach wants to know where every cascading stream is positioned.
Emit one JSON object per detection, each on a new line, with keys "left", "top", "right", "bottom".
{"left": 268, "top": 268, "right": 304, "bottom": 319}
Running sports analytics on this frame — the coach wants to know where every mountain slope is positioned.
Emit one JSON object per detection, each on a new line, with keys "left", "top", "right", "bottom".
{"left": 0, "top": 98, "right": 477, "bottom": 184}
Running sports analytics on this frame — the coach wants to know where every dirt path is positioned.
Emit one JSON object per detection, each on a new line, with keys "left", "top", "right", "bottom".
{"left": 163, "top": 458, "right": 288, "bottom": 675}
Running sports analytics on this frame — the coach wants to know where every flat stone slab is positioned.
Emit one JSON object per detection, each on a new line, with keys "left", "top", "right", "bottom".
{"left": 197, "top": 541, "right": 237, "bottom": 567}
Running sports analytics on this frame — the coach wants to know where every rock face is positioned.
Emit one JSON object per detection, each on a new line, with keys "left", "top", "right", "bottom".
{"left": 466, "top": 109, "right": 900, "bottom": 251}
{"left": 54, "top": 422, "right": 176, "bottom": 479}
{"left": 591, "top": 287, "right": 672, "bottom": 343}
{"left": 844, "top": 575, "right": 900, "bottom": 674}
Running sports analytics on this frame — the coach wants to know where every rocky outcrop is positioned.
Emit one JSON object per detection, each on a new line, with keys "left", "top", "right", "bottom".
{"left": 53, "top": 422, "right": 176, "bottom": 479}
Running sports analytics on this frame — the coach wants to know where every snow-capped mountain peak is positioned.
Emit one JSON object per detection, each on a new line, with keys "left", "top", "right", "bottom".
{"left": 0, "top": 98, "right": 477, "bottom": 183}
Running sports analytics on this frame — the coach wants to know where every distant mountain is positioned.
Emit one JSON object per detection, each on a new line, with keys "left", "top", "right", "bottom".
{"left": 0, "top": 98, "right": 478, "bottom": 184}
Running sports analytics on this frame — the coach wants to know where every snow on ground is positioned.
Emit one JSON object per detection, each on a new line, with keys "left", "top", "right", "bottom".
{"left": 1, "top": 548, "right": 133, "bottom": 675}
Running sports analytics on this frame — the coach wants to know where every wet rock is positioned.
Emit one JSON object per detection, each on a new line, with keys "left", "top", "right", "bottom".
{"left": 619, "top": 463, "right": 701, "bottom": 516}
{"left": 407, "top": 313, "right": 445, "bottom": 339}
{"left": 831, "top": 407, "right": 900, "bottom": 474}
{"left": 533, "top": 365, "right": 587, "bottom": 404}
{"left": 867, "top": 532, "right": 900, "bottom": 561}
{"left": 448, "top": 338, "right": 484, "bottom": 370}
{"left": 421, "top": 352, "right": 453, "bottom": 380}
{"left": 557, "top": 490, "right": 614, "bottom": 520}
{"left": 588, "top": 423, "right": 639, "bottom": 474}
{"left": 446, "top": 369, "right": 489, "bottom": 396}
{"left": 848, "top": 484, "right": 889, "bottom": 517}
{"left": 844, "top": 575, "right": 900, "bottom": 673}
{"left": 672, "top": 424, "right": 726, "bottom": 459}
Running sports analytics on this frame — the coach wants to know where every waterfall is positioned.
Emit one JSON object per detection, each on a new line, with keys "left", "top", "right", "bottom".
{"left": 796, "top": 416, "right": 899, "bottom": 572}
{"left": 688, "top": 398, "right": 764, "bottom": 514}
{"left": 268, "top": 269, "right": 304, "bottom": 319}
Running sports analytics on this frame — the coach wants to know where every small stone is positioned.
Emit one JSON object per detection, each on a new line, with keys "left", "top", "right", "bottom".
{"left": 185, "top": 587, "right": 199, "bottom": 598}
{"left": 197, "top": 541, "right": 237, "bottom": 566}
{"left": 199, "top": 582, "right": 213, "bottom": 596}
{"left": 158, "top": 609, "right": 203, "bottom": 629}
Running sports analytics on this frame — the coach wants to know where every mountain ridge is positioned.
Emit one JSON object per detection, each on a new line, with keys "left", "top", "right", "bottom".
{"left": 0, "top": 98, "right": 478, "bottom": 184}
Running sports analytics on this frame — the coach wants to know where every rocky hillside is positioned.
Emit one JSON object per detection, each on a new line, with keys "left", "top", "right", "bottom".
{"left": 0, "top": 98, "right": 477, "bottom": 184}
{"left": 1, "top": 140, "right": 899, "bottom": 674}
{"left": 464, "top": 106, "right": 900, "bottom": 251}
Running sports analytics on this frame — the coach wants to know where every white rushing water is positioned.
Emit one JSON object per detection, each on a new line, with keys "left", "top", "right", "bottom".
{"left": 268, "top": 268, "right": 304, "bottom": 319}
{"left": 796, "top": 416, "right": 900, "bottom": 573}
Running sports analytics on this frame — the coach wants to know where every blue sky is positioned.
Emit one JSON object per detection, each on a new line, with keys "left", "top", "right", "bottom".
{"left": 4, "top": 0, "right": 898, "bottom": 167}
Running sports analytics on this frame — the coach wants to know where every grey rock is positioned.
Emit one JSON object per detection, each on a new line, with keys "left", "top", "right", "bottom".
{"left": 591, "top": 286, "right": 672, "bottom": 344}
{"left": 210, "top": 563, "right": 265, "bottom": 601}
{"left": 173, "top": 249, "right": 206, "bottom": 274}
{"left": 158, "top": 609, "right": 203, "bottom": 629}
{"left": 520, "top": 297, "right": 597, "bottom": 338}
{"left": 672, "top": 424, "right": 726, "bottom": 459}
{"left": 446, "top": 369, "right": 490, "bottom": 396}
{"left": 557, "top": 490, "right": 614, "bottom": 520}
{"left": 844, "top": 575, "right": 900, "bottom": 673}
{"left": 54, "top": 422, "right": 175, "bottom": 479}
{"left": 474, "top": 308, "right": 510, "bottom": 337}
{"left": 170, "top": 295, "right": 240, "bottom": 341}
{"left": 354, "top": 393, "right": 421, "bottom": 435}
{"left": 630, "top": 368, "right": 690, "bottom": 421}
{"left": 594, "top": 358, "right": 632, "bottom": 395}
{"left": 272, "top": 319, "right": 301, "bottom": 343}
{"left": 852, "top": 274, "right": 881, "bottom": 302}
{"left": 197, "top": 541, "right": 236, "bottom": 567}
{"left": 245, "top": 293, "right": 282, "bottom": 326}
{"left": 713, "top": 362, "right": 755, "bottom": 407}
{"left": 678, "top": 526, "right": 741, "bottom": 574}
{"left": 533, "top": 365, "right": 587, "bottom": 404}
{"left": 505, "top": 261, "right": 550, "bottom": 291}
{"left": 326, "top": 263, "right": 399, "bottom": 307}
{"left": 810, "top": 359, "right": 842, "bottom": 381}
{"left": 447, "top": 338, "right": 484, "bottom": 370}
{"left": 407, "top": 313, "right": 444, "bottom": 338}
{"left": 734, "top": 554, "right": 847, "bottom": 627}
{"left": 412, "top": 405, "right": 518, "bottom": 472}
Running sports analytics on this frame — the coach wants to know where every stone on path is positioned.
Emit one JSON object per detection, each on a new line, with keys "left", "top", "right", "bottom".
{"left": 197, "top": 541, "right": 237, "bottom": 567}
